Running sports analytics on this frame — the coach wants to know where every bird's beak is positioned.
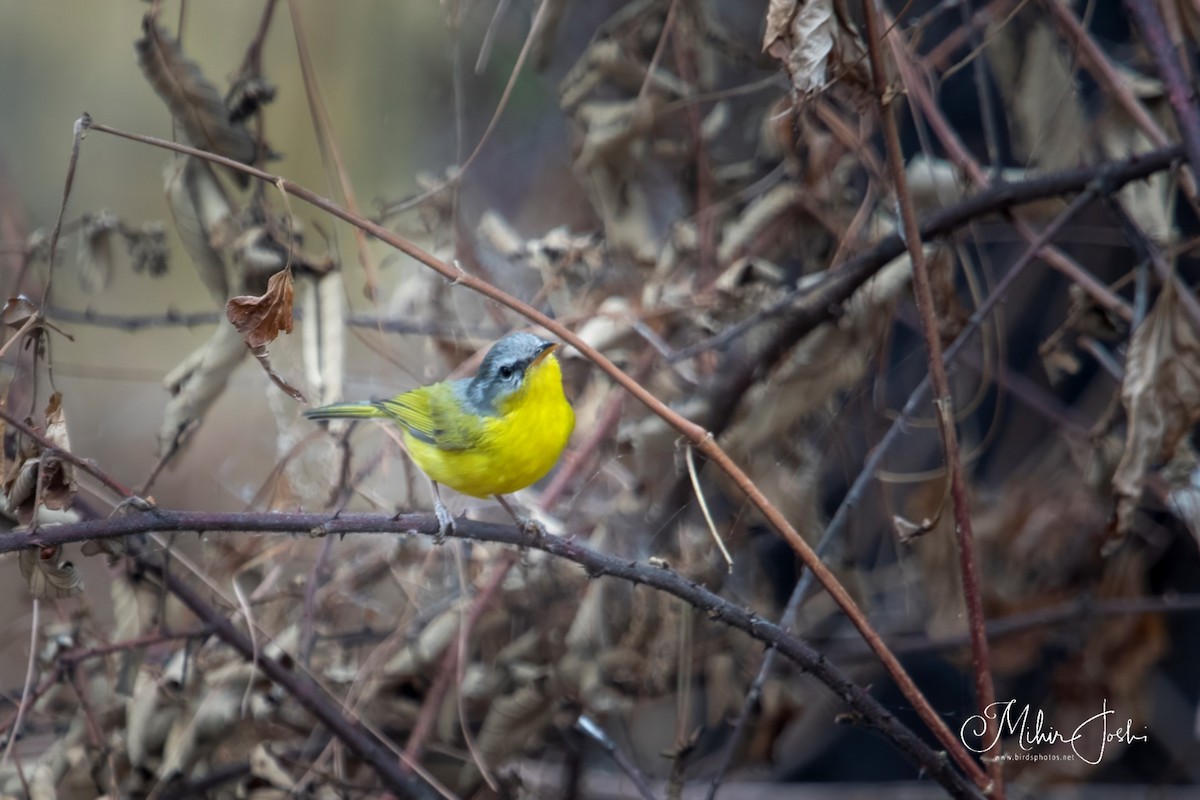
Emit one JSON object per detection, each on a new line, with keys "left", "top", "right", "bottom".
{"left": 532, "top": 342, "right": 560, "bottom": 365}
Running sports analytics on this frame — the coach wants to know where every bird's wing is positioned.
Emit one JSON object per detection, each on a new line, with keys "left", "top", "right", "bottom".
{"left": 374, "top": 382, "right": 482, "bottom": 452}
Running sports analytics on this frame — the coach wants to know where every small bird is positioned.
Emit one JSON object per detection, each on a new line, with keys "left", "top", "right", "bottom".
{"left": 304, "top": 332, "right": 574, "bottom": 537}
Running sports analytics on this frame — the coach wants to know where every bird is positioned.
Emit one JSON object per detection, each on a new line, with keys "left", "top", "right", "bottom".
{"left": 304, "top": 332, "right": 574, "bottom": 538}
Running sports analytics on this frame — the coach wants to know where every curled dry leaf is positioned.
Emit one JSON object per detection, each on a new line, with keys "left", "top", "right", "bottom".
{"left": 4, "top": 393, "right": 77, "bottom": 524}
{"left": 763, "top": 0, "right": 835, "bottom": 95}
{"left": 226, "top": 268, "right": 295, "bottom": 349}
{"left": 135, "top": 15, "right": 258, "bottom": 168}
{"left": 1110, "top": 281, "right": 1200, "bottom": 549}
{"left": 18, "top": 547, "right": 84, "bottom": 599}
{"left": 227, "top": 268, "right": 306, "bottom": 402}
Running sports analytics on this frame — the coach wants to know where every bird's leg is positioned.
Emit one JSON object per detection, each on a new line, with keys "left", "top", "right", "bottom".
{"left": 495, "top": 494, "right": 546, "bottom": 539}
{"left": 431, "top": 481, "right": 455, "bottom": 543}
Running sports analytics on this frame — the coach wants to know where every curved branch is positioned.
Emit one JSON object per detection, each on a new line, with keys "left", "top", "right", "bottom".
{"left": 3, "top": 509, "right": 982, "bottom": 799}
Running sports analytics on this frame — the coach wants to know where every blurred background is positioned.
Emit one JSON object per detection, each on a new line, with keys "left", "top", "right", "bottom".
{"left": 1, "top": 0, "right": 1199, "bottom": 797}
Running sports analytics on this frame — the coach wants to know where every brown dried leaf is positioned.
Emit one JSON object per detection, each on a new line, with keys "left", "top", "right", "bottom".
{"left": 1111, "top": 282, "right": 1200, "bottom": 547}
{"left": 134, "top": 16, "right": 257, "bottom": 166}
{"left": 226, "top": 268, "right": 294, "bottom": 349}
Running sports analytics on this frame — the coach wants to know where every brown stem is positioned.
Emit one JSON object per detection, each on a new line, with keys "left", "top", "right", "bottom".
{"left": 862, "top": 0, "right": 1001, "bottom": 794}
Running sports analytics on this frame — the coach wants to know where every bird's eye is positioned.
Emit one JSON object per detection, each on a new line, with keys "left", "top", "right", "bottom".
{"left": 499, "top": 364, "right": 515, "bottom": 380}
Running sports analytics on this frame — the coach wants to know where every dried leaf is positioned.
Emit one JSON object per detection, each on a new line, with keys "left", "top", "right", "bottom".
{"left": 134, "top": 16, "right": 257, "bottom": 166}
{"left": 1110, "top": 282, "right": 1200, "bottom": 548}
{"left": 226, "top": 268, "right": 295, "bottom": 349}
{"left": 4, "top": 457, "right": 38, "bottom": 521}
{"left": 2, "top": 394, "right": 76, "bottom": 523}
{"left": 763, "top": 0, "right": 835, "bottom": 95}
{"left": 225, "top": 261, "right": 304, "bottom": 402}
{"left": 40, "top": 392, "right": 76, "bottom": 512}
{"left": 19, "top": 546, "right": 84, "bottom": 599}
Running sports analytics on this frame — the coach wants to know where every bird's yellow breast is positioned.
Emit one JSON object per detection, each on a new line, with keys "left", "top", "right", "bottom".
{"left": 402, "top": 355, "right": 574, "bottom": 498}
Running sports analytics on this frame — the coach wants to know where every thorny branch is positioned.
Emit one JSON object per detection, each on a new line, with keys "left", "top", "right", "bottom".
{"left": 0, "top": 508, "right": 983, "bottom": 799}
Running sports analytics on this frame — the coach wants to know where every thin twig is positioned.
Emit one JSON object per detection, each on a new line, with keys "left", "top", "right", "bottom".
{"left": 863, "top": 0, "right": 1001, "bottom": 790}
{"left": 575, "top": 714, "right": 659, "bottom": 800}
{"left": 378, "top": 0, "right": 554, "bottom": 218}
{"left": 685, "top": 443, "right": 733, "bottom": 572}
{"left": 829, "top": 593, "right": 1200, "bottom": 664}
{"left": 33, "top": 115, "right": 89, "bottom": 307}
{"left": 43, "top": 304, "right": 490, "bottom": 338}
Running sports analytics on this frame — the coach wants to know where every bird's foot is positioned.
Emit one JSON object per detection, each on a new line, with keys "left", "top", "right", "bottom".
{"left": 516, "top": 515, "right": 547, "bottom": 540}
{"left": 434, "top": 499, "right": 456, "bottom": 544}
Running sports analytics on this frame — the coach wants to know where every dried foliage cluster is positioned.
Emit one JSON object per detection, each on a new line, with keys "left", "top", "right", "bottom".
{"left": 2, "top": 1, "right": 1200, "bottom": 798}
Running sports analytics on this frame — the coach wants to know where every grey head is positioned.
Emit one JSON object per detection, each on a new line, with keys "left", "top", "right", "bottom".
{"left": 458, "top": 332, "right": 558, "bottom": 414}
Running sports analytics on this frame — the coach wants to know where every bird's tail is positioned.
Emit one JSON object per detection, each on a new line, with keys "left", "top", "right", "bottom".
{"left": 303, "top": 401, "right": 387, "bottom": 421}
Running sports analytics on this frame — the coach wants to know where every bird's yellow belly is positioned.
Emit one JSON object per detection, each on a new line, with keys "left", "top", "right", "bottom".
{"left": 402, "top": 395, "right": 574, "bottom": 498}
